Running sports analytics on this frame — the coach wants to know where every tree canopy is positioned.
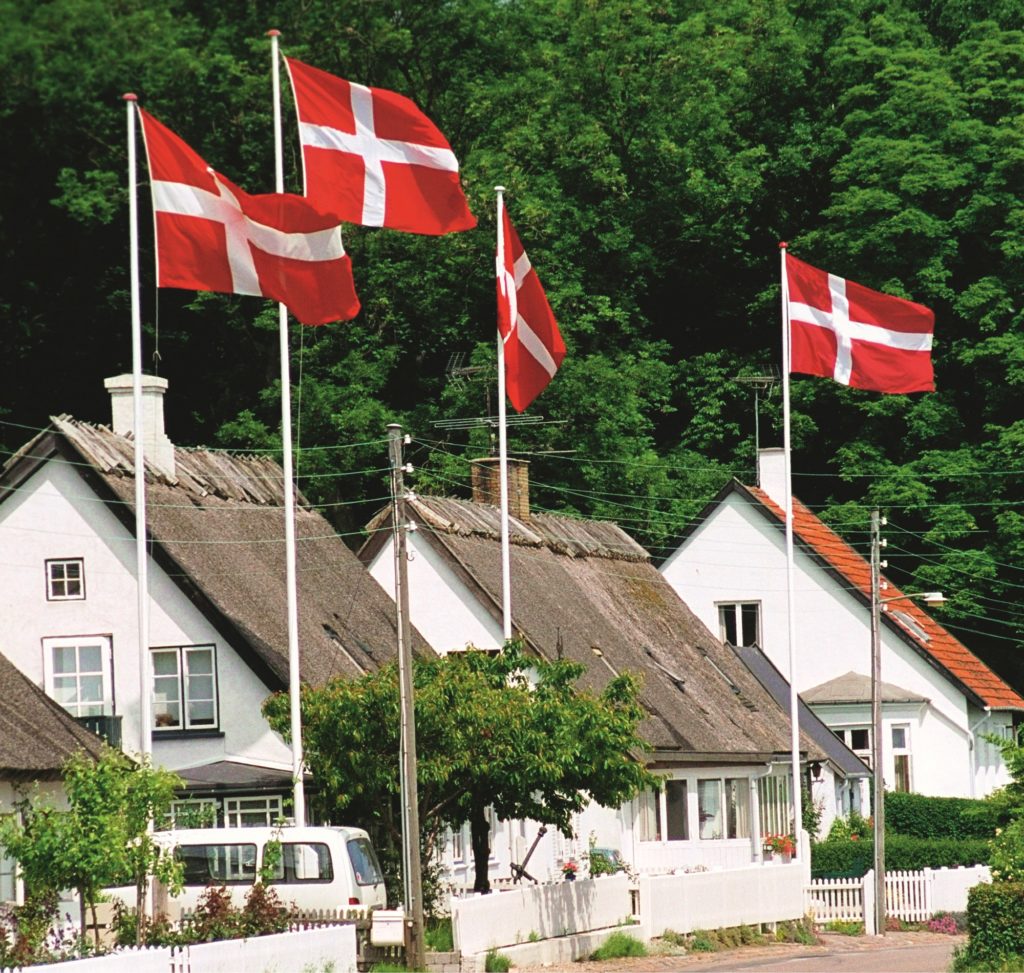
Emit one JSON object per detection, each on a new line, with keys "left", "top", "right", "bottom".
{"left": 2, "top": 0, "right": 1022, "bottom": 683}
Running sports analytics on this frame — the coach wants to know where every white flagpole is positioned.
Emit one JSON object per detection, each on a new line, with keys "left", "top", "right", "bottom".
{"left": 124, "top": 93, "right": 152, "bottom": 759}
{"left": 780, "top": 242, "right": 803, "bottom": 846}
{"left": 268, "top": 29, "right": 306, "bottom": 825}
{"left": 495, "top": 187, "right": 513, "bottom": 642}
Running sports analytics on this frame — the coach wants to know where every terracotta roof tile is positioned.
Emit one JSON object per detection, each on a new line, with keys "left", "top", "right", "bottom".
{"left": 747, "top": 486, "right": 1024, "bottom": 711}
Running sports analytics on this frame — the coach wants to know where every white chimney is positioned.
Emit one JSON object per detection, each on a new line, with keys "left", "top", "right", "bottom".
{"left": 757, "top": 447, "right": 786, "bottom": 506}
{"left": 104, "top": 374, "right": 175, "bottom": 478}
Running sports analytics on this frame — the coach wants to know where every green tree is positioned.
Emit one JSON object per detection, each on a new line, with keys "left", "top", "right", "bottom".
{"left": 263, "top": 641, "right": 658, "bottom": 898}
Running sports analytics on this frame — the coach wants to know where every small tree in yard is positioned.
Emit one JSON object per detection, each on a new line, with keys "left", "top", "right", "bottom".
{"left": 0, "top": 746, "right": 182, "bottom": 951}
{"left": 264, "top": 641, "right": 660, "bottom": 898}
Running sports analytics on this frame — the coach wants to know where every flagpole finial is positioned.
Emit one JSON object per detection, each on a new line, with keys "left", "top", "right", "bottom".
{"left": 266, "top": 28, "right": 281, "bottom": 36}
{"left": 778, "top": 240, "right": 788, "bottom": 250}
{"left": 122, "top": 93, "right": 138, "bottom": 102}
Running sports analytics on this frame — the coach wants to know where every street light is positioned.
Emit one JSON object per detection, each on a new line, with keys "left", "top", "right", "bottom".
{"left": 870, "top": 508, "right": 945, "bottom": 936}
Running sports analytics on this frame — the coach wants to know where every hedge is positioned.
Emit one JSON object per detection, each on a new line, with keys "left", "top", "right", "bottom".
{"left": 884, "top": 792, "right": 1004, "bottom": 840}
{"left": 811, "top": 834, "right": 991, "bottom": 878}
{"left": 958, "top": 882, "right": 1024, "bottom": 968}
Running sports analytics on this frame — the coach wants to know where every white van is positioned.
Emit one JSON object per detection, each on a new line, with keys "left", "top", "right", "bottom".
{"left": 154, "top": 825, "right": 387, "bottom": 914}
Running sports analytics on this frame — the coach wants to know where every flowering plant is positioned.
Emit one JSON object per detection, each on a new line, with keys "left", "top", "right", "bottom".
{"left": 764, "top": 833, "right": 795, "bottom": 855}
{"left": 561, "top": 860, "right": 579, "bottom": 876}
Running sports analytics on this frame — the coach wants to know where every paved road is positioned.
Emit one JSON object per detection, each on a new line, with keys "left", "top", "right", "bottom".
{"left": 533, "top": 932, "right": 963, "bottom": 973}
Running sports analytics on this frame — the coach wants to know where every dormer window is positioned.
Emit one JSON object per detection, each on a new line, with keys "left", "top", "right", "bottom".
{"left": 717, "top": 602, "right": 760, "bottom": 647}
{"left": 46, "top": 558, "right": 85, "bottom": 601}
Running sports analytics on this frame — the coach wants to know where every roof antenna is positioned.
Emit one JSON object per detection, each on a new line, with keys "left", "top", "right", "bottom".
{"left": 735, "top": 367, "right": 779, "bottom": 485}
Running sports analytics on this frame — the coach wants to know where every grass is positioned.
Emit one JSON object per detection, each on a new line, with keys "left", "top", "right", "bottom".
{"left": 952, "top": 948, "right": 1024, "bottom": 972}
{"left": 823, "top": 919, "right": 864, "bottom": 936}
{"left": 484, "top": 948, "right": 511, "bottom": 972}
{"left": 590, "top": 931, "right": 648, "bottom": 960}
{"left": 424, "top": 917, "right": 454, "bottom": 952}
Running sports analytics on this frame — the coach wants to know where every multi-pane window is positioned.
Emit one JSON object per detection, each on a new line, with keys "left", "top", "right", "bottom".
{"left": 167, "top": 799, "right": 220, "bottom": 829}
{"left": 224, "top": 796, "right": 283, "bottom": 828}
{"left": 43, "top": 636, "right": 112, "bottom": 717}
{"left": 152, "top": 645, "right": 217, "bottom": 730}
{"left": 1, "top": 820, "right": 15, "bottom": 903}
{"left": 717, "top": 602, "right": 760, "bottom": 647}
{"left": 636, "top": 788, "right": 662, "bottom": 842}
{"left": 833, "top": 726, "right": 872, "bottom": 769}
{"left": 665, "top": 779, "right": 689, "bottom": 840}
{"left": 892, "top": 725, "right": 912, "bottom": 792}
{"left": 46, "top": 558, "right": 85, "bottom": 600}
{"left": 725, "top": 778, "right": 750, "bottom": 839}
{"left": 697, "top": 779, "right": 724, "bottom": 839}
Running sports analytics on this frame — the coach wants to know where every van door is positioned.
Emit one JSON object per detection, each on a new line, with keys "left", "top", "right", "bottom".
{"left": 345, "top": 835, "right": 386, "bottom": 908}
{"left": 267, "top": 839, "right": 343, "bottom": 912}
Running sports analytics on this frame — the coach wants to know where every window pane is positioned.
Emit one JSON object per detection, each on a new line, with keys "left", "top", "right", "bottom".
{"left": 850, "top": 729, "right": 870, "bottom": 751}
{"left": 725, "top": 778, "right": 750, "bottom": 839}
{"left": 79, "top": 675, "right": 103, "bottom": 702}
{"left": 891, "top": 727, "right": 907, "bottom": 749}
{"left": 54, "top": 677, "right": 78, "bottom": 706}
{"left": 718, "top": 606, "right": 737, "bottom": 645}
{"left": 276, "top": 843, "right": 333, "bottom": 883}
{"left": 152, "top": 652, "right": 179, "bottom": 676}
{"left": 665, "top": 780, "right": 688, "bottom": 840}
{"left": 894, "top": 754, "right": 912, "bottom": 793}
{"left": 53, "top": 646, "right": 77, "bottom": 674}
{"left": 636, "top": 790, "right": 660, "bottom": 842}
{"left": 188, "top": 699, "right": 215, "bottom": 725}
{"left": 740, "top": 604, "right": 759, "bottom": 646}
{"left": 186, "top": 649, "right": 213, "bottom": 675}
{"left": 79, "top": 644, "right": 103, "bottom": 672}
{"left": 698, "top": 779, "right": 724, "bottom": 840}
{"left": 347, "top": 838, "right": 384, "bottom": 886}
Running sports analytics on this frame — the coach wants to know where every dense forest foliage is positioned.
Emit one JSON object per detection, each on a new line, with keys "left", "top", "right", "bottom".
{"left": 2, "top": 0, "right": 1022, "bottom": 684}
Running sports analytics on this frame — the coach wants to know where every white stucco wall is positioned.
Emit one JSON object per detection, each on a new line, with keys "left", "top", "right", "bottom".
{"left": 660, "top": 491, "right": 1009, "bottom": 798}
{"left": 0, "top": 457, "right": 291, "bottom": 773}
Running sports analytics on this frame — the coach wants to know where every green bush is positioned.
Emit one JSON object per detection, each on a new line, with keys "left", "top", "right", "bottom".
{"left": 811, "top": 834, "right": 990, "bottom": 877}
{"left": 885, "top": 792, "right": 1004, "bottom": 840}
{"left": 484, "top": 949, "right": 511, "bottom": 972}
{"left": 956, "top": 883, "right": 1024, "bottom": 970}
{"left": 424, "top": 917, "right": 454, "bottom": 952}
{"left": 990, "top": 819, "right": 1024, "bottom": 883}
{"left": 590, "top": 931, "right": 647, "bottom": 960}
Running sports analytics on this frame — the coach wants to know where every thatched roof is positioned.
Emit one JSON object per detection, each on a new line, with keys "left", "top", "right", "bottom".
{"left": 2, "top": 417, "right": 431, "bottom": 692}
{"left": 364, "top": 496, "right": 824, "bottom": 765}
{"left": 0, "top": 653, "right": 107, "bottom": 782}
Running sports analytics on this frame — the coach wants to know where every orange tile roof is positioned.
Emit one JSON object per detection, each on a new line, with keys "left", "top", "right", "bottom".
{"left": 747, "top": 485, "right": 1024, "bottom": 711}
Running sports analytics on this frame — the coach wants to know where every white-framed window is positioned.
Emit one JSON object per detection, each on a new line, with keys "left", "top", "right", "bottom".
{"left": 167, "top": 799, "right": 220, "bottom": 829}
{"left": 697, "top": 778, "right": 724, "bottom": 839}
{"left": 757, "top": 772, "right": 792, "bottom": 837}
{"left": 450, "top": 824, "right": 466, "bottom": 862}
{"left": 42, "top": 635, "right": 113, "bottom": 717}
{"left": 224, "top": 796, "right": 283, "bottom": 828}
{"left": 833, "top": 726, "right": 872, "bottom": 769}
{"left": 152, "top": 645, "right": 218, "bottom": 730}
{"left": 891, "top": 724, "right": 912, "bottom": 793}
{"left": 725, "top": 777, "right": 750, "bottom": 838}
{"left": 717, "top": 602, "right": 760, "bottom": 647}
{"left": 46, "top": 558, "right": 85, "bottom": 601}
{"left": 1, "top": 817, "right": 16, "bottom": 903}
{"left": 665, "top": 779, "right": 689, "bottom": 840}
{"left": 636, "top": 788, "right": 662, "bottom": 842}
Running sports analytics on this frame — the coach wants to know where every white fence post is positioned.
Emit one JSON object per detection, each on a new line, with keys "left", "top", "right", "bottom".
{"left": 862, "top": 870, "right": 876, "bottom": 936}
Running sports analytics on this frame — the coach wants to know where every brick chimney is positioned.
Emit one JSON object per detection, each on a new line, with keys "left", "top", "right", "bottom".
{"left": 104, "top": 374, "right": 175, "bottom": 478}
{"left": 470, "top": 457, "right": 530, "bottom": 521}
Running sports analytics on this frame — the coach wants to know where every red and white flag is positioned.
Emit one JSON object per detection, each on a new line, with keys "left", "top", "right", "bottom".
{"left": 285, "top": 57, "right": 476, "bottom": 236}
{"left": 138, "top": 108, "right": 360, "bottom": 325}
{"left": 496, "top": 199, "right": 566, "bottom": 412}
{"left": 784, "top": 251, "right": 934, "bottom": 393}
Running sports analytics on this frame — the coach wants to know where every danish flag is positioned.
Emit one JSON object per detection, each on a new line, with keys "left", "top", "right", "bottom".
{"left": 285, "top": 57, "right": 476, "bottom": 236}
{"left": 496, "top": 199, "right": 566, "bottom": 412}
{"left": 138, "top": 108, "right": 360, "bottom": 325}
{"left": 784, "top": 250, "right": 934, "bottom": 393}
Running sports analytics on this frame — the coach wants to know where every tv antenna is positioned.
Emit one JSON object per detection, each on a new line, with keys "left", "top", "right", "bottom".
{"left": 735, "top": 367, "right": 779, "bottom": 477}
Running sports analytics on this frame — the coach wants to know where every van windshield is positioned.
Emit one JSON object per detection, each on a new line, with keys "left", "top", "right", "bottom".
{"left": 346, "top": 837, "right": 384, "bottom": 886}
{"left": 177, "top": 843, "right": 257, "bottom": 885}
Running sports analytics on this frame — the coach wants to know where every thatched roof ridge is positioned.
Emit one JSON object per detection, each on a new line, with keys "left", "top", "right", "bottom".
{"left": 0, "top": 654, "right": 106, "bottom": 782}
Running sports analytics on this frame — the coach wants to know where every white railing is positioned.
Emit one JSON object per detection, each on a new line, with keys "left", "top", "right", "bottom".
{"left": 885, "top": 869, "right": 933, "bottom": 923}
{"left": 804, "top": 875, "right": 865, "bottom": 924}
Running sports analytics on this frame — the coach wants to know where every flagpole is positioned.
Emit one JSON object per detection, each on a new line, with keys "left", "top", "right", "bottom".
{"left": 124, "top": 93, "right": 153, "bottom": 759}
{"left": 494, "top": 187, "right": 513, "bottom": 642}
{"left": 779, "top": 242, "right": 803, "bottom": 848}
{"left": 268, "top": 28, "right": 306, "bottom": 825}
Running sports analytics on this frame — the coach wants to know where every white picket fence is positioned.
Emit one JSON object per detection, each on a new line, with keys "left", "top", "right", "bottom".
{"left": 805, "top": 864, "right": 991, "bottom": 930}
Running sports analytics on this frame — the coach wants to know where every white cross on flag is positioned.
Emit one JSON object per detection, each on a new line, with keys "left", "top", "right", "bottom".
{"left": 784, "top": 251, "right": 934, "bottom": 393}
{"left": 138, "top": 108, "right": 360, "bottom": 325}
{"left": 496, "top": 200, "right": 566, "bottom": 412}
{"left": 285, "top": 57, "right": 476, "bottom": 236}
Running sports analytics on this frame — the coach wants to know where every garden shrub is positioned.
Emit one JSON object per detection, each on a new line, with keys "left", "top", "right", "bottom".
{"left": 688, "top": 931, "right": 717, "bottom": 952}
{"left": 885, "top": 792, "right": 1003, "bottom": 840}
{"left": 484, "top": 948, "right": 511, "bottom": 972}
{"left": 424, "top": 917, "right": 454, "bottom": 952}
{"left": 990, "top": 819, "right": 1024, "bottom": 883}
{"left": 590, "top": 931, "right": 647, "bottom": 960}
{"left": 956, "top": 883, "right": 1024, "bottom": 970}
{"left": 811, "top": 834, "right": 990, "bottom": 877}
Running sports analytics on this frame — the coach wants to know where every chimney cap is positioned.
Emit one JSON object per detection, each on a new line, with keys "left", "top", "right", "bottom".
{"left": 104, "top": 373, "right": 168, "bottom": 393}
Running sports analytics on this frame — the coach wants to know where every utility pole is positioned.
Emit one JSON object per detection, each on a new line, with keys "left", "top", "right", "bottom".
{"left": 388, "top": 423, "right": 424, "bottom": 971}
{"left": 870, "top": 508, "right": 886, "bottom": 936}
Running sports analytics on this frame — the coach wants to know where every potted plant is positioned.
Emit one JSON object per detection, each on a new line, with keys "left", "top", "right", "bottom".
{"left": 764, "top": 833, "right": 795, "bottom": 863}
{"left": 561, "top": 860, "right": 579, "bottom": 882}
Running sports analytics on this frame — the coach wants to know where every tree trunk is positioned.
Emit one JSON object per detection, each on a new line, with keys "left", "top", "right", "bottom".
{"left": 470, "top": 798, "right": 491, "bottom": 894}
{"left": 136, "top": 874, "right": 146, "bottom": 945}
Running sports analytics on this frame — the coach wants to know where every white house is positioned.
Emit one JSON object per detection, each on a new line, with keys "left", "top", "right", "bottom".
{"left": 360, "top": 457, "right": 839, "bottom": 888}
{"left": 660, "top": 448, "right": 1024, "bottom": 802}
{"left": 0, "top": 374, "right": 428, "bottom": 830}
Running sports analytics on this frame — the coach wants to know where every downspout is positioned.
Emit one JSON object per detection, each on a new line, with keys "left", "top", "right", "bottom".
{"left": 750, "top": 763, "right": 775, "bottom": 863}
{"left": 966, "top": 708, "right": 992, "bottom": 799}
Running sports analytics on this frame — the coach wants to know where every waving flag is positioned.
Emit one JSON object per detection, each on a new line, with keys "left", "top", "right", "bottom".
{"left": 784, "top": 251, "right": 934, "bottom": 393}
{"left": 138, "top": 108, "right": 359, "bottom": 325}
{"left": 496, "top": 198, "right": 565, "bottom": 412}
{"left": 285, "top": 57, "right": 476, "bottom": 235}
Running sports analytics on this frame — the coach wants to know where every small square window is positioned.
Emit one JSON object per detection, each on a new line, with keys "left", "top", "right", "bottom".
{"left": 46, "top": 559, "right": 85, "bottom": 601}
